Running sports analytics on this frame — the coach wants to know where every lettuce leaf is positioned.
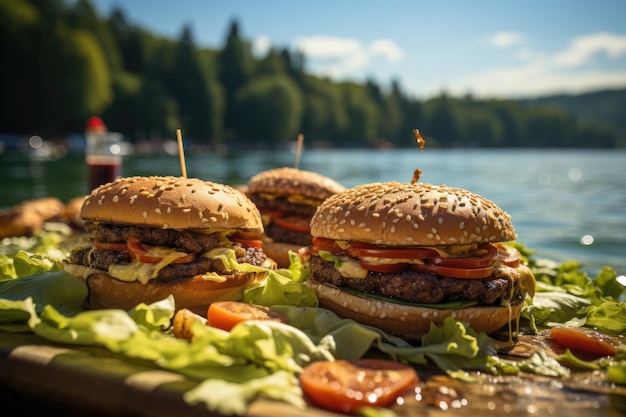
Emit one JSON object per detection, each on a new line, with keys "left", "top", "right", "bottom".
{"left": 0, "top": 224, "right": 73, "bottom": 280}
{"left": 243, "top": 252, "right": 318, "bottom": 307}
{"left": 522, "top": 254, "right": 625, "bottom": 335}
{"left": 0, "top": 271, "right": 87, "bottom": 317}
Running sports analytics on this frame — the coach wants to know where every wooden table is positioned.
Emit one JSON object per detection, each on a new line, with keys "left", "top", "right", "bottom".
{"left": 1, "top": 332, "right": 624, "bottom": 417}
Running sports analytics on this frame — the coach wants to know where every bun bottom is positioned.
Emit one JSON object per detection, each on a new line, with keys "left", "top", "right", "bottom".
{"left": 305, "top": 280, "right": 523, "bottom": 344}
{"left": 64, "top": 263, "right": 269, "bottom": 315}
{"left": 261, "top": 241, "right": 305, "bottom": 268}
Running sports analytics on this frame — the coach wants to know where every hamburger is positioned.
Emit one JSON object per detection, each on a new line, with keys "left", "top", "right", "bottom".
{"left": 304, "top": 180, "right": 535, "bottom": 344}
{"left": 246, "top": 167, "right": 345, "bottom": 267}
{"left": 64, "top": 176, "right": 276, "bottom": 313}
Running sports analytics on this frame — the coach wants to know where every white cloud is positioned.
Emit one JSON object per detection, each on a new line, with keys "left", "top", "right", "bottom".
{"left": 292, "top": 36, "right": 404, "bottom": 79}
{"left": 485, "top": 31, "right": 527, "bottom": 48}
{"left": 552, "top": 32, "right": 626, "bottom": 67}
{"left": 252, "top": 35, "right": 272, "bottom": 56}
{"left": 440, "top": 31, "right": 626, "bottom": 98}
{"left": 369, "top": 39, "right": 404, "bottom": 62}
{"left": 441, "top": 62, "right": 626, "bottom": 98}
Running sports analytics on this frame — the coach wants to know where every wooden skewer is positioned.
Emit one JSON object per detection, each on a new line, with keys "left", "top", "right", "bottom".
{"left": 176, "top": 129, "right": 187, "bottom": 178}
{"left": 294, "top": 133, "right": 304, "bottom": 169}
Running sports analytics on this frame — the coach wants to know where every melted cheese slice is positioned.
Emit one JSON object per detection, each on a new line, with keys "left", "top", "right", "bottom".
{"left": 106, "top": 246, "right": 235, "bottom": 285}
{"left": 108, "top": 250, "right": 188, "bottom": 284}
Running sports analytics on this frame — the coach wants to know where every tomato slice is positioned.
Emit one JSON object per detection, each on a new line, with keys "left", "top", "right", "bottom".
{"left": 231, "top": 237, "right": 263, "bottom": 248}
{"left": 207, "top": 301, "right": 288, "bottom": 331}
{"left": 496, "top": 244, "right": 521, "bottom": 268}
{"left": 550, "top": 327, "right": 619, "bottom": 357}
{"left": 311, "top": 237, "right": 344, "bottom": 255}
{"left": 346, "top": 242, "right": 438, "bottom": 259}
{"left": 272, "top": 214, "right": 311, "bottom": 234}
{"left": 428, "top": 243, "right": 497, "bottom": 268}
{"left": 94, "top": 241, "right": 129, "bottom": 251}
{"left": 300, "top": 359, "right": 418, "bottom": 414}
{"left": 410, "top": 262, "right": 494, "bottom": 278}
{"left": 126, "top": 236, "right": 197, "bottom": 264}
{"left": 359, "top": 259, "right": 406, "bottom": 273}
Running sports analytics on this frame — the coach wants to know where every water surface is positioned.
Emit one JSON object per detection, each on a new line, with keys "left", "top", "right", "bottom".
{"left": 1, "top": 148, "right": 624, "bottom": 276}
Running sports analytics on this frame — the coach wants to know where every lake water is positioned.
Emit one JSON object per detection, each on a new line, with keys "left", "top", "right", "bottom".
{"left": 1, "top": 147, "right": 624, "bottom": 276}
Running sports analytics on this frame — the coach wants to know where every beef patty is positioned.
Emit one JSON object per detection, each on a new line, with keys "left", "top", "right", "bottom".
{"left": 68, "top": 222, "right": 270, "bottom": 280}
{"left": 309, "top": 255, "right": 521, "bottom": 306}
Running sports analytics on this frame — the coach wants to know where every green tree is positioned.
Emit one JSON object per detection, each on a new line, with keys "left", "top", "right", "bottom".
{"left": 299, "top": 75, "right": 348, "bottom": 144}
{"left": 0, "top": 0, "right": 111, "bottom": 134}
{"left": 218, "top": 19, "right": 255, "bottom": 139}
{"left": 341, "top": 83, "right": 378, "bottom": 144}
{"left": 234, "top": 75, "right": 303, "bottom": 146}
{"left": 425, "top": 93, "right": 460, "bottom": 147}
{"left": 492, "top": 100, "right": 525, "bottom": 147}
{"left": 69, "top": 0, "right": 122, "bottom": 76}
{"left": 167, "top": 25, "right": 222, "bottom": 141}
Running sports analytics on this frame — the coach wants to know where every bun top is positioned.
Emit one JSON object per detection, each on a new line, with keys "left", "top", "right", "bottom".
{"left": 310, "top": 182, "right": 517, "bottom": 246}
{"left": 247, "top": 167, "right": 345, "bottom": 200}
{"left": 81, "top": 176, "right": 263, "bottom": 232}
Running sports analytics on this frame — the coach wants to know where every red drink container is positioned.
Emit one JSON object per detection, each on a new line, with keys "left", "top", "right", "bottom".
{"left": 85, "top": 132, "right": 123, "bottom": 191}
{"left": 87, "top": 156, "right": 122, "bottom": 191}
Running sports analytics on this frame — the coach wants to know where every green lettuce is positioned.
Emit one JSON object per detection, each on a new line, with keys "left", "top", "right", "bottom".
{"left": 0, "top": 223, "right": 74, "bottom": 280}
{"left": 243, "top": 251, "right": 317, "bottom": 307}
{"left": 523, "top": 257, "right": 625, "bottom": 335}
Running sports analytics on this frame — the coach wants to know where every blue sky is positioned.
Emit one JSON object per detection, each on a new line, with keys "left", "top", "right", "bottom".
{"left": 89, "top": 0, "right": 626, "bottom": 99}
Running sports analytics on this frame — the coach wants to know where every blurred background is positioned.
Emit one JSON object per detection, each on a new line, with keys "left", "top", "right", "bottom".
{"left": 1, "top": 0, "right": 625, "bottom": 149}
{"left": 0, "top": 0, "right": 625, "bottom": 275}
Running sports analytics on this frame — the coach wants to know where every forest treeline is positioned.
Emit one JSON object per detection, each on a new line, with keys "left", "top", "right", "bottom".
{"left": 1, "top": 0, "right": 624, "bottom": 148}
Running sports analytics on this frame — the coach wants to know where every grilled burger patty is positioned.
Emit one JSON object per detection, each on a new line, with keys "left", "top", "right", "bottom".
{"left": 69, "top": 222, "right": 270, "bottom": 280}
{"left": 84, "top": 222, "right": 224, "bottom": 253}
{"left": 248, "top": 195, "right": 318, "bottom": 217}
{"left": 308, "top": 256, "right": 521, "bottom": 306}
{"left": 264, "top": 222, "right": 312, "bottom": 246}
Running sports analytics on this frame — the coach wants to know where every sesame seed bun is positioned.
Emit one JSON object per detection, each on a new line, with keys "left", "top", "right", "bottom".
{"left": 311, "top": 181, "right": 517, "bottom": 246}
{"left": 81, "top": 176, "right": 263, "bottom": 232}
{"left": 64, "top": 261, "right": 273, "bottom": 316}
{"left": 247, "top": 167, "right": 345, "bottom": 201}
